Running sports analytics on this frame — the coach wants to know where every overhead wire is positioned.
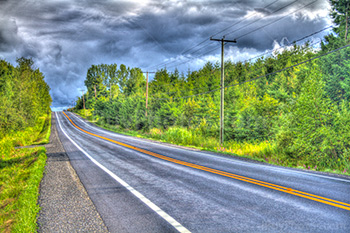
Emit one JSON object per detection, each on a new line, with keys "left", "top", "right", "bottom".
{"left": 241, "top": 24, "right": 335, "bottom": 64}
{"left": 211, "top": 0, "right": 281, "bottom": 39}
{"left": 148, "top": 0, "right": 285, "bottom": 71}
{"left": 222, "top": 0, "right": 300, "bottom": 37}
{"left": 225, "top": 43, "right": 350, "bottom": 89}
{"left": 180, "top": 0, "right": 281, "bottom": 55}
{"left": 224, "top": 38, "right": 324, "bottom": 88}
{"left": 167, "top": 21, "right": 331, "bottom": 77}
{"left": 148, "top": 21, "right": 336, "bottom": 96}
{"left": 232, "top": 0, "right": 320, "bottom": 40}
{"left": 153, "top": 0, "right": 319, "bottom": 71}
{"left": 150, "top": 43, "right": 350, "bottom": 100}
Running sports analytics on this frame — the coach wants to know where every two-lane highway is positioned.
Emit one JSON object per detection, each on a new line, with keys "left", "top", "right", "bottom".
{"left": 56, "top": 111, "right": 350, "bottom": 232}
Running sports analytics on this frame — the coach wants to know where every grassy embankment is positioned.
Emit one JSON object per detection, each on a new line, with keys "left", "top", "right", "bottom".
{"left": 0, "top": 113, "right": 50, "bottom": 232}
{"left": 74, "top": 109, "right": 349, "bottom": 176}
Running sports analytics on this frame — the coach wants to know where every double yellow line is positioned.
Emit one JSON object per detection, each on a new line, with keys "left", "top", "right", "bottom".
{"left": 63, "top": 111, "right": 350, "bottom": 211}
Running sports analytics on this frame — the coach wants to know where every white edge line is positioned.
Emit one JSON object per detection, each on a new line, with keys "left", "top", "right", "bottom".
{"left": 69, "top": 112, "right": 350, "bottom": 184}
{"left": 56, "top": 112, "right": 191, "bottom": 233}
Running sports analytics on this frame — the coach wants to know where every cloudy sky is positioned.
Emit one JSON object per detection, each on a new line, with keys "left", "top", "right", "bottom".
{"left": 0, "top": 0, "right": 332, "bottom": 110}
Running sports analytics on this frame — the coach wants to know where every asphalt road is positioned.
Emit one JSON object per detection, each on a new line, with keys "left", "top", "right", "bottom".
{"left": 56, "top": 111, "right": 350, "bottom": 233}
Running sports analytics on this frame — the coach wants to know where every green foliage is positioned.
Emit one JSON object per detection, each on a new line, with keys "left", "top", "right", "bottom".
{"left": 330, "top": 0, "right": 350, "bottom": 42}
{"left": 74, "top": 1, "right": 350, "bottom": 174}
{"left": 0, "top": 58, "right": 52, "bottom": 140}
{"left": 0, "top": 147, "right": 46, "bottom": 232}
{"left": 0, "top": 57, "right": 51, "bottom": 231}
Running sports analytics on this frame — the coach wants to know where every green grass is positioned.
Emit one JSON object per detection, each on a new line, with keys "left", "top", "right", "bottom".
{"left": 0, "top": 147, "right": 46, "bottom": 232}
{"left": 4, "top": 113, "right": 51, "bottom": 148}
{"left": 32, "top": 113, "right": 51, "bottom": 145}
{"left": 74, "top": 110, "right": 349, "bottom": 177}
{"left": 0, "top": 113, "right": 51, "bottom": 232}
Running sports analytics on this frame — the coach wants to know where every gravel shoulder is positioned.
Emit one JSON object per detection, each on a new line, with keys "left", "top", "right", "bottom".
{"left": 37, "top": 113, "right": 109, "bottom": 232}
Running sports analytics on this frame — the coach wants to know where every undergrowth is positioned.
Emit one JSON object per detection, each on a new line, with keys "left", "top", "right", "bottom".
{"left": 75, "top": 111, "right": 349, "bottom": 176}
{"left": 0, "top": 113, "right": 50, "bottom": 232}
{"left": 0, "top": 148, "right": 46, "bottom": 232}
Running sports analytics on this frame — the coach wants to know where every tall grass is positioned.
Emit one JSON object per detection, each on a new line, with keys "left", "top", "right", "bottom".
{"left": 0, "top": 113, "right": 50, "bottom": 232}
{"left": 75, "top": 110, "right": 349, "bottom": 176}
{"left": 0, "top": 148, "right": 46, "bottom": 232}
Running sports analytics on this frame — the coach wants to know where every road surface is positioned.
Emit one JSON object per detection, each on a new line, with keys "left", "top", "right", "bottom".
{"left": 55, "top": 111, "right": 350, "bottom": 232}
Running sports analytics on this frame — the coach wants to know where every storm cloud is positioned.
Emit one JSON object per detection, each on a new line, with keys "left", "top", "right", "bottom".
{"left": 0, "top": 0, "right": 332, "bottom": 110}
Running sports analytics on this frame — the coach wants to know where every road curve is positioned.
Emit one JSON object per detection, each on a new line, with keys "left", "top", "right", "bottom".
{"left": 56, "top": 111, "right": 350, "bottom": 232}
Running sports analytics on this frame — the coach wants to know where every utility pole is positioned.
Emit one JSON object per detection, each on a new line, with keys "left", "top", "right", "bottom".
{"left": 82, "top": 90, "right": 86, "bottom": 116}
{"left": 146, "top": 72, "right": 149, "bottom": 116}
{"left": 142, "top": 71, "right": 155, "bottom": 117}
{"left": 346, "top": 2, "right": 349, "bottom": 41}
{"left": 210, "top": 36, "right": 236, "bottom": 144}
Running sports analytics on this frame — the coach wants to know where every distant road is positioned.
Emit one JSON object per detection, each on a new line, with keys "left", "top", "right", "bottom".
{"left": 56, "top": 111, "right": 350, "bottom": 232}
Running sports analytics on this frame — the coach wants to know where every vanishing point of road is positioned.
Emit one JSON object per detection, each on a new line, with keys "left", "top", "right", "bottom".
{"left": 55, "top": 111, "right": 350, "bottom": 232}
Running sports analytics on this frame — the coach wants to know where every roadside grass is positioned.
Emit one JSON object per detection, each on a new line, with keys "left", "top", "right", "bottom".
{"left": 0, "top": 113, "right": 50, "bottom": 232}
{"left": 3, "top": 113, "right": 52, "bottom": 149}
{"left": 32, "top": 113, "right": 51, "bottom": 145}
{"left": 0, "top": 147, "right": 46, "bottom": 233}
{"left": 74, "top": 111, "right": 349, "bottom": 177}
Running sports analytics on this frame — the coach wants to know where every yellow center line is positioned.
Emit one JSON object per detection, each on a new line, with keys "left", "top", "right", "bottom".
{"left": 63, "top": 111, "right": 350, "bottom": 211}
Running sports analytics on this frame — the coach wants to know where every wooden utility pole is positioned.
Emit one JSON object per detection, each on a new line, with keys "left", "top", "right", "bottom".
{"left": 94, "top": 85, "right": 97, "bottom": 100}
{"left": 346, "top": 2, "right": 349, "bottom": 41}
{"left": 146, "top": 72, "right": 149, "bottom": 116}
{"left": 142, "top": 71, "right": 155, "bottom": 117}
{"left": 82, "top": 91, "right": 86, "bottom": 110}
{"left": 210, "top": 36, "right": 236, "bottom": 144}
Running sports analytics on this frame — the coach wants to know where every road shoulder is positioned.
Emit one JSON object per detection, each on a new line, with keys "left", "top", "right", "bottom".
{"left": 37, "top": 113, "right": 109, "bottom": 232}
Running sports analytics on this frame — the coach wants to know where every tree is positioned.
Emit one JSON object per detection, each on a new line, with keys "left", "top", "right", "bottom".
{"left": 330, "top": 0, "right": 350, "bottom": 41}
{"left": 0, "top": 58, "right": 51, "bottom": 139}
{"left": 322, "top": 0, "right": 350, "bottom": 51}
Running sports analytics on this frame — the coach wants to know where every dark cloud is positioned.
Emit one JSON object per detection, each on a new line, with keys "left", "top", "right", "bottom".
{"left": 0, "top": 18, "right": 20, "bottom": 52}
{"left": 0, "top": 0, "right": 332, "bottom": 110}
{"left": 254, "top": 7, "right": 272, "bottom": 15}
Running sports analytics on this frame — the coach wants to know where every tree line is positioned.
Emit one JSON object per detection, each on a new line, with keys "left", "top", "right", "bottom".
{"left": 0, "top": 58, "right": 52, "bottom": 139}
{"left": 74, "top": 1, "right": 350, "bottom": 171}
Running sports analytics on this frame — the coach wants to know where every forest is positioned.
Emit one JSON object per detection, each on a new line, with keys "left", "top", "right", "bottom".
{"left": 74, "top": 1, "right": 350, "bottom": 174}
{"left": 0, "top": 58, "right": 52, "bottom": 153}
{"left": 0, "top": 58, "right": 51, "bottom": 231}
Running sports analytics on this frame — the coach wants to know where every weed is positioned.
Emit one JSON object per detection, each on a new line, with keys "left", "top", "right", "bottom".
{"left": 0, "top": 113, "right": 50, "bottom": 232}
{"left": 0, "top": 148, "right": 46, "bottom": 232}
{"left": 75, "top": 111, "right": 350, "bottom": 176}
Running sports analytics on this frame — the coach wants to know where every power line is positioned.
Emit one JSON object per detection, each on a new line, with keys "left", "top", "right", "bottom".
{"left": 151, "top": 25, "right": 331, "bottom": 90}
{"left": 148, "top": 23, "right": 334, "bottom": 94}
{"left": 180, "top": 0, "right": 282, "bottom": 56}
{"left": 150, "top": 0, "right": 316, "bottom": 72}
{"left": 223, "top": 0, "right": 300, "bottom": 37}
{"left": 165, "top": 45, "right": 219, "bottom": 70}
{"left": 151, "top": 43, "right": 350, "bottom": 100}
{"left": 241, "top": 26, "right": 333, "bottom": 64}
{"left": 148, "top": 0, "right": 287, "bottom": 71}
{"left": 212, "top": 0, "right": 282, "bottom": 39}
{"left": 233, "top": 0, "right": 320, "bottom": 40}
{"left": 225, "top": 43, "right": 350, "bottom": 89}
{"left": 147, "top": 41, "right": 215, "bottom": 70}
{"left": 162, "top": 21, "right": 328, "bottom": 72}
{"left": 224, "top": 38, "right": 324, "bottom": 88}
